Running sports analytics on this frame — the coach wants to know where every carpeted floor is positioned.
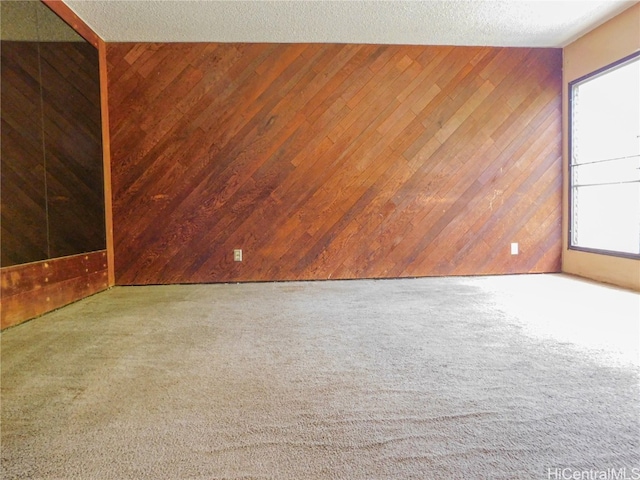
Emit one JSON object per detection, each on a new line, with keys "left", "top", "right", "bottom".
{"left": 1, "top": 274, "right": 639, "bottom": 479}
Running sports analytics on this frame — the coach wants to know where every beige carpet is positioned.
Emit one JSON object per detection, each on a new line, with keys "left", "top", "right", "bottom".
{"left": 1, "top": 274, "right": 639, "bottom": 479}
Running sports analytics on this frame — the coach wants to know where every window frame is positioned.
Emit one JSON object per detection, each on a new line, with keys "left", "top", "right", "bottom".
{"left": 567, "top": 50, "right": 640, "bottom": 260}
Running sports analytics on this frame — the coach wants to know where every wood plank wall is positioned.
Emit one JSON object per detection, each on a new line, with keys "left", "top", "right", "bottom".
{"left": 0, "top": 1, "right": 110, "bottom": 330}
{"left": 40, "top": 41, "right": 106, "bottom": 259}
{"left": 0, "top": 251, "right": 108, "bottom": 329}
{"left": 1, "top": 41, "right": 105, "bottom": 266}
{"left": 107, "top": 44, "right": 562, "bottom": 285}
{"left": 1, "top": 41, "right": 49, "bottom": 266}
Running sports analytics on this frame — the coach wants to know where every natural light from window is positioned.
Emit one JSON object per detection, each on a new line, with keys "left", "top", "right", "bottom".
{"left": 570, "top": 53, "right": 640, "bottom": 256}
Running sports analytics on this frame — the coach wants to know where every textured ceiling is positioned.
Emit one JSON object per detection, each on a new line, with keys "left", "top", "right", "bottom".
{"left": 64, "top": 0, "right": 636, "bottom": 47}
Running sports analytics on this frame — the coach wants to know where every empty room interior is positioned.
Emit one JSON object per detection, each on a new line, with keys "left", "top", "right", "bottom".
{"left": 1, "top": 0, "right": 639, "bottom": 478}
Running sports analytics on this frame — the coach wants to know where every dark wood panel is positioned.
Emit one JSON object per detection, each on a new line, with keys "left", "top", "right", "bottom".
{"left": 1, "top": 40, "right": 105, "bottom": 267}
{"left": 0, "top": 250, "right": 108, "bottom": 329}
{"left": 107, "top": 44, "right": 563, "bottom": 284}
{"left": 40, "top": 41, "right": 106, "bottom": 259}
{"left": 0, "top": 41, "right": 48, "bottom": 266}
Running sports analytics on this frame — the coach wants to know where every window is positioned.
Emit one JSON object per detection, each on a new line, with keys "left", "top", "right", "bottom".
{"left": 569, "top": 52, "right": 640, "bottom": 258}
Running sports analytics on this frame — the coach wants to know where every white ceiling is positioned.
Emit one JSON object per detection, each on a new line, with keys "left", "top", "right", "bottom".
{"left": 64, "top": 0, "right": 636, "bottom": 48}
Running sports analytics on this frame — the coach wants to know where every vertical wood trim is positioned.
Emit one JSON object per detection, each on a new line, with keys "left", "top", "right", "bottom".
{"left": 99, "top": 38, "right": 115, "bottom": 286}
{"left": 0, "top": 251, "right": 109, "bottom": 329}
{"left": 40, "top": 0, "right": 99, "bottom": 48}
{"left": 42, "top": 0, "right": 115, "bottom": 287}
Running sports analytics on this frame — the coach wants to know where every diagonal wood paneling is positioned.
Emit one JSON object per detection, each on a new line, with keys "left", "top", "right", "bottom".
{"left": 40, "top": 41, "right": 105, "bottom": 259}
{"left": 1, "top": 41, "right": 105, "bottom": 267}
{"left": 107, "top": 44, "right": 562, "bottom": 285}
{"left": 1, "top": 41, "right": 48, "bottom": 266}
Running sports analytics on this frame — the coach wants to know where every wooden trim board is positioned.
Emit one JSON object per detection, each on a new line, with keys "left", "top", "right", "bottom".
{"left": 41, "top": 0, "right": 99, "bottom": 48}
{"left": 99, "top": 38, "right": 116, "bottom": 287}
{"left": 1, "top": 251, "right": 109, "bottom": 329}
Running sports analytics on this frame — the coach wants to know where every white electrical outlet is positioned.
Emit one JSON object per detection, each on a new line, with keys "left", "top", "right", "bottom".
{"left": 510, "top": 243, "right": 519, "bottom": 255}
{"left": 234, "top": 249, "right": 243, "bottom": 262}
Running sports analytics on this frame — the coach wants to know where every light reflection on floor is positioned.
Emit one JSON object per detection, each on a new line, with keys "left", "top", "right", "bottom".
{"left": 474, "top": 273, "right": 640, "bottom": 368}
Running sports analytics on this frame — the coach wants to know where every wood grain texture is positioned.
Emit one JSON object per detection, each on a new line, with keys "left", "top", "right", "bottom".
{"left": 1, "top": 41, "right": 48, "bottom": 266}
{"left": 0, "top": 250, "right": 108, "bottom": 329}
{"left": 99, "top": 38, "right": 115, "bottom": 286}
{"left": 107, "top": 44, "right": 563, "bottom": 284}
{"left": 1, "top": 41, "right": 106, "bottom": 266}
{"left": 40, "top": 41, "right": 106, "bottom": 259}
{"left": 0, "top": 3, "right": 110, "bottom": 329}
